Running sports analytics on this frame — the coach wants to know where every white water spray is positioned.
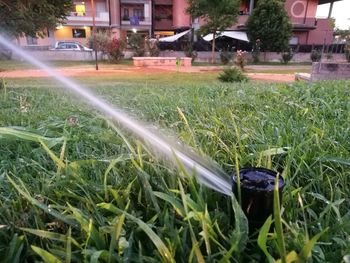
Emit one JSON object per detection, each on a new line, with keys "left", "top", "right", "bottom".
{"left": 0, "top": 35, "right": 232, "bottom": 195}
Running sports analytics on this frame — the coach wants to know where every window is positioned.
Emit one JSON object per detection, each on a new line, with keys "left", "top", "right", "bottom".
{"left": 123, "top": 8, "right": 129, "bottom": 19}
{"left": 75, "top": 3, "right": 85, "bottom": 16}
{"left": 72, "top": 29, "right": 86, "bottom": 38}
{"left": 26, "top": 36, "right": 38, "bottom": 45}
{"left": 133, "top": 8, "right": 143, "bottom": 19}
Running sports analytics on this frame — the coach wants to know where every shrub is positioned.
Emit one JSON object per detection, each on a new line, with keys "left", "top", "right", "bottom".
{"left": 146, "top": 39, "right": 160, "bottom": 57}
{"left": 281, "top": 48, "right": 293, "bottom": 64}
{"left": 220, "top": 50, "right": 233, "bottom": 65}
{"left": 88, "top": 31, "right": 110, "bottom": 57}
{"left": 326, "top": 52, "right": 333, "bottom": 61}
{"left": 129, "top": 34, "right": 145, "bottom": 57}
{"left": 218, "top": 67, "right": 248, "bottom": 82}
{"left": 106, "top": 37, "right": 125, "bottom": 62}
{"left": 251, "top": 39, "right": 261, "bottom": 63}
{"left": 183, "top": 42, "right": 198, "bottom": 62}
{"left": 234, "top": 50, "right": 247, "bottom": 70}
{"left": 310, "top": 49, "right": 322, "bottom": 62}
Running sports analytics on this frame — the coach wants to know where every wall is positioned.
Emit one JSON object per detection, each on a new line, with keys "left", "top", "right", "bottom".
{"left": 13, "top": 50, "right": 96, "bottom": 61}
{"left": 311, "top": 62, "right": 350, "bottom": 81}
{"left": 159, "top": 51, "right": 347, "bottom": 63}
{"left": 307, "top": 18, "right": 333, "bottom": 44}
{"left": 285, "top": 0, "right": 318, "bottom": 24}
{"left": 54, "top": 26, "right": 91, "bottom": 46}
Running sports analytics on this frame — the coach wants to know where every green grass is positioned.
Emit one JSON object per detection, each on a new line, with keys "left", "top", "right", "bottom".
{"left": 0, "top": 74, "right": 349, "bottom": 262}
{"left": 0, "top": 59, "right": 133, "bottom": 71}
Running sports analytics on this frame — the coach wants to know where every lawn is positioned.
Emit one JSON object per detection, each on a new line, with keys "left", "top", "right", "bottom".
{"left": 0, "top": 73, "right": 349, "bottom": 262}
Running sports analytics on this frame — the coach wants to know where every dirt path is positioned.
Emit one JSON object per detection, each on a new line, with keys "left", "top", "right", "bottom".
{"left": 0, "top": 65, "right": 296, "bottom": 83}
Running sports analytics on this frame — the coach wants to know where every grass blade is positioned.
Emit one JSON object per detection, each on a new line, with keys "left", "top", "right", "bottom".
{"left": 7, "top": 175, "right": 75, "bottom": 226}
{"left": 31, "top": 245, "right": 63, "bottom": 263}
{"left": 153, "top": 191, "right": 185, "bottom": 218}
{"left": 274, "top": 174, "right": 286, "bottom": 263}
{"left": 98, "top": 202, "right": 174, "bottom": 263}
{"left": 0, "top": 127, "right": 64, "bottom": 148}
{"left": 257, "top": 216, "right": 274, "bottom": 263}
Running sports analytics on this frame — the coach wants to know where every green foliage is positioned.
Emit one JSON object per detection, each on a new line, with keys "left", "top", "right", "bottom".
{"left": 0, "top": 0, "right": 73, "bottom": 37}
{"left": 220, "top": 50, "right": 233, "bottom": 65}
{"left": 218, "top": 67, "right": 248, "bottom": 82}
{"left": 234, "top": 50, "right": 247, "bottom": 70}
{"left": 251, "top": 39, "right": 261, "bottom": 63}
{"left": 281, "top": 49, "right": 294, "bottom": 64}
{"left": 128, "top": 34, "right": 145, "bottom": 57}
{"left": 183, "top": 42, "right": 198, "bottom": 62}
{"left": 186, "top": 0, "right": 241, "bottom": 62}
{"left": 247, "top": 0, "right": 292, "bottom": 52}
{"left": 88, "top": 31, "right": 111, "bottom": 54}
{"left": 146, "top": 39, "right": 160, "bottom": 57}
{"left": 87, "top": 32, "right": 125, "bottom": 62}
{"left": 106, "top": 38, "right": 125, "bottom": 63}
{"left": 310, "top": 49, "right": 322, "bottom": 62}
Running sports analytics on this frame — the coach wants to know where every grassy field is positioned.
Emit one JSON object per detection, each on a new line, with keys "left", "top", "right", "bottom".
{"left": 0, "top": 73, "right": 349, "bottom": 262}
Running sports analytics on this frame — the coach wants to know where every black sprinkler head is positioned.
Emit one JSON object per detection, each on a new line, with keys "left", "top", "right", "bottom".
{"left": 232, "top": 167, "right": 284, "bottom": 229}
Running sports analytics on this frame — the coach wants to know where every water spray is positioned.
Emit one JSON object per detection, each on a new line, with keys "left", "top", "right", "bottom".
{"left": 0, "top": 35, "right": 231, "bottom": 195}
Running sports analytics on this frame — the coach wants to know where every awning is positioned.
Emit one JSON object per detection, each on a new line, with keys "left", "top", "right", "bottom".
{"left": 203, "top": 31, "right": 249, "bottom": 42}
{"left": 158, "top": 29, "right": 191, "bottom": 42}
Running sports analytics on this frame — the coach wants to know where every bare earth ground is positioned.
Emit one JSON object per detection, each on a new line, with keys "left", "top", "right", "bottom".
{"left": 0, "top": 65, "right": 300, "bottom": 83}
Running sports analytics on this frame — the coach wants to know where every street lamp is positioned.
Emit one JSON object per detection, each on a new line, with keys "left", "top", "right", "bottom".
{"left": 91, "top": 0, "right": 99, "bottom": 70}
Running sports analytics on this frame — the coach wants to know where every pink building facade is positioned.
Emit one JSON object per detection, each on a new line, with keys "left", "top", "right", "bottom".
{"left": 19, "top": 0, "right": 338, "bottom": 48}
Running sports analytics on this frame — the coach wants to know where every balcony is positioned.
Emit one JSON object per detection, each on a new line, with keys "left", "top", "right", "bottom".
{"left": 154, "top": 0, "right": 172, "bottom": 5}
{"left": 120, "top": 3, "right": 152, "bottom": 27}
{"left": 66, "top": 11, "right": 110, "bottom": 26}
{"left": 290, "top": 17, "right": 317, "bottom": 31}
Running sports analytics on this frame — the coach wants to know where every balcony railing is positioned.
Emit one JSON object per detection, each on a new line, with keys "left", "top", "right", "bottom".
{"left": 290, "top": 17, "right": 317, "bottom": 27}
{"left": 68, "top": 11, "right": 109, "bottom": 22}
{"left": 121, "top": 15, "right": 152, "bottom": 26}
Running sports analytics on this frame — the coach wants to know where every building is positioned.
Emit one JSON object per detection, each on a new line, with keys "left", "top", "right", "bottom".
{"left": 18, "top": 0, "right": 339, "bottom": 48}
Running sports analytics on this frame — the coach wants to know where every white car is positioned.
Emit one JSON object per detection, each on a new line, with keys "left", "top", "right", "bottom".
{"left": 51, "top": 41, "right": 92, "bottom": 51}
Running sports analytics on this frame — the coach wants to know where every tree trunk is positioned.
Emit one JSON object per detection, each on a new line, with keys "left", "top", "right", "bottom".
{"left": 211, "top": 31, "right": 216, "bottom": 64}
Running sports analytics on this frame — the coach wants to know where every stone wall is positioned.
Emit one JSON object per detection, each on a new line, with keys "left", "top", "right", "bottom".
{"left": 158, "top": 51, "right": 347, "bottom": 63}
{"left": 133, "top": 57, "right": 191, "bottom": 67}
{"left": 311, "top": 62, "right": 350, "bottom": 81}
{"left": 13, "top": 50, "right": 97, "bottom": 61}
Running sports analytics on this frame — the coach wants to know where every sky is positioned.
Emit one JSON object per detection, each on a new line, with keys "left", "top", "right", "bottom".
{"left": 316, "top": 0, "right": 350, "bottom": 29}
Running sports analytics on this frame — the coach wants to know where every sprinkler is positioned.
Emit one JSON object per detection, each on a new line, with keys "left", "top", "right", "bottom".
{"left": 232, "top": 167, "right": 284, "bottom": 229}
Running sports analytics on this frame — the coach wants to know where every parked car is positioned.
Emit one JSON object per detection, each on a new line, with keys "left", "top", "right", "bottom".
{"left": 50, "top": 41, "right": 92, "bottom": 51}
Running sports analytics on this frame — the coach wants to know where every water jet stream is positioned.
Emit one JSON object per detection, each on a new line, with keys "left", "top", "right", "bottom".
{"left": 0, "top": 35, "right": 232, "bottom": 195}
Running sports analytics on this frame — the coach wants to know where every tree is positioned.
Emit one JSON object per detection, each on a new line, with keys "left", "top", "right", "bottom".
{"left": 186, "top": 0, "right": 241, "bottom": 63}
{"left": 0, "top": 0, "right": 73, "bottom": 38}
{"left": 246, "top": 0, "right": 292, "bottom": 53}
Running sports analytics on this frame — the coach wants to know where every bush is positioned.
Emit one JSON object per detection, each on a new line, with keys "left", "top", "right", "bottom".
{"left": 146, "top": 39, "right": 160, "bottom": 57}
{"left": 251, "top": 39, "right": 261, "bottom": 63}
{"left": 88, "top": 31, "right": 110, "bottom": 57}
{"left": 310, "top": 49, "right": 322, "bottom": 62}
{"left": 183, "top": 42, "right": 198, "bottom": 62}
{"left": 129, "top": 34, "right": 145, "bottom": 57}
{"left": 218, "top": 67, "right": 248, "bottom": 82}
{"left": 106, "top": 38, "right": 125, "bottom": 62}
{"left": 234, "top": 50, "right": 247, "bottom": 70}
{"left": 281, "top": 49, "right": 293, "bottom": 64}
{"left": 220, "top": 50, "right": 233, "bottom": 65}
